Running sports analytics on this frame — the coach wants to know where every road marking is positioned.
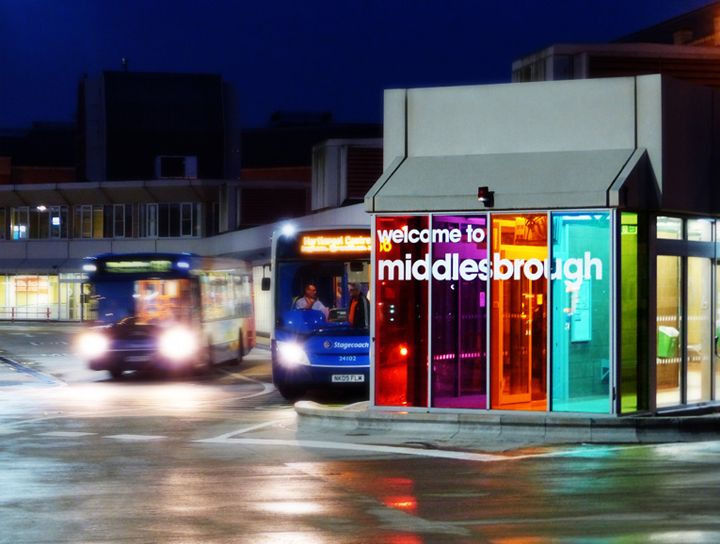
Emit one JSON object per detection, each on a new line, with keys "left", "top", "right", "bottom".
{"left": 214, "top": 370, "right": 276, "bottom": 400}
{"left": 194, "top": 420, "right": 285, "bottom": 443}
{"left": 104, "top": 434, "right": 166, "bottom": 441}
{"left": 38, "top": 431, "right": 96, "bottom": 437}
{"left": 0, "top": 356, "right": 66, "bottom": 386}
{"left": 195, "top": 436, "right": 508, "bottom": 462}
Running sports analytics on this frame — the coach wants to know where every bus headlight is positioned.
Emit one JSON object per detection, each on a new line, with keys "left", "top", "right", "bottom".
{"left": 276, "top": 341, "right": 310, "bottom": 366}
{"left": 77, "top": 331, "right": 110, "bottom": 359}
{"left": 158, "top": 327, "right": 198, "bottom": 361}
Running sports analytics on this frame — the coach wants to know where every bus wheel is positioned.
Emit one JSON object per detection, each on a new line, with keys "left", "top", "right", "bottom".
{"left": 109, "top": 368, "right": 123, "bottom": 380}
{"left": 276, "top": 383, "right": 306, "bottom": 400}
{"left": 197, "top": 342, "right": 214, "bottom": 375}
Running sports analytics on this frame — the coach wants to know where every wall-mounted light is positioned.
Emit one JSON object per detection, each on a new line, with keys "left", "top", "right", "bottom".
{"left": 477, "top": 186, "right": 494, "bottom": 207}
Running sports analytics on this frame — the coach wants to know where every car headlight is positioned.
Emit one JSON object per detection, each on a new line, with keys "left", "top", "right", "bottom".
{"left": 158, "top": 327, "right": 198, "bottom": 361}
{"left": 77, "top": 331, "right": 110, "bottom": 358}
{"left": 276, "top": 341, "right": 310, "bottom": 366}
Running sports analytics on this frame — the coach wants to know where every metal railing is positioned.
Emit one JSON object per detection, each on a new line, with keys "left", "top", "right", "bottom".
{"left": 0, "top": 307, "right": 52, "bottom": 322}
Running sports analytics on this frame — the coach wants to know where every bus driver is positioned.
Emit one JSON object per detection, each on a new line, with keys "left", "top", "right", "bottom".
{"left": 294, "top": 283, "right": 329, "bottom": 319}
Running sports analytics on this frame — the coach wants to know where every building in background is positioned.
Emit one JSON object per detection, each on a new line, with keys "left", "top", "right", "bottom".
{"left": 513, "top": 1, "right": 720, "bottom": 86}
{"left": 0, "top": 75, "right": 380, "bottom": 326}
{"left": 237, "top": 112, "right": 381, "bottom": 228}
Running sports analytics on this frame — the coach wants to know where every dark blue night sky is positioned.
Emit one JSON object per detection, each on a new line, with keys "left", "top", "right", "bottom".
{"left": 0, "top": 0, "right": 715, "bottom": 129}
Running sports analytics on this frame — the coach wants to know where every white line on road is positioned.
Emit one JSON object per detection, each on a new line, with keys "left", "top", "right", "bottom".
{"left": 194, "top": 420, "right": 289, "bottom": 442}
{"left": 104, "top": 434, "right": 167, "bottom": 441}
{"left": 38, "top": 431, "right": 96, "bottom": 437}
{"left": 195, "top": 436, "right": 509, "bottom": 462}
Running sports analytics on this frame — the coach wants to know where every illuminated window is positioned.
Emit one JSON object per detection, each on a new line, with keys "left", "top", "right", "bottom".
{"left": 657, "top": 216, "right": 682, "bottom": 240}
{"left": 374, "top": 216, "right": 429, "bottom": 408}
{"left": 551, "top": 212, "right": 611, "bottom": 413}
{"left": 431, "top": 215, "right": 488, "bottom": 409}
{"left": 620, "top": 212, "right": 649, "bottom": 414}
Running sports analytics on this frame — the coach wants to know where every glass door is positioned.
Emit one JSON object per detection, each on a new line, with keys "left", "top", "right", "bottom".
{"left": 656, "top": 255, "right": 682, "bottom": 408}
{"left": 686, "top": 257, "right": 712, "bottom": 403}
{"left": 656, "top": 218, "right": 714, "bottom": 409}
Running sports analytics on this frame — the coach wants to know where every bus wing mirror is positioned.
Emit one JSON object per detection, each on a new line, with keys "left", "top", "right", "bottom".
{"left": 261, "top": 277, "right": 271, "bottom": 291}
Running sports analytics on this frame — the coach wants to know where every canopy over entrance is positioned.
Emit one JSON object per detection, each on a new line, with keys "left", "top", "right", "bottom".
{"left": 366, "top": 148, "right": 652, "bottom": 212}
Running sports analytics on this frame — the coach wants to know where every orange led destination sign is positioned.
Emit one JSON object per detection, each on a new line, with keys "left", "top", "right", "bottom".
{"left": 300, "top": 234, "right": 372, "bottom": 254}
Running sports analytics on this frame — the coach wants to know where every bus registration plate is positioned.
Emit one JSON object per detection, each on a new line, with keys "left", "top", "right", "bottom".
{"left": 125, "top": 355, "right": 150, "bottom": 363}
{"left": 332, "top": 374, "right": 364, "bottom": 383}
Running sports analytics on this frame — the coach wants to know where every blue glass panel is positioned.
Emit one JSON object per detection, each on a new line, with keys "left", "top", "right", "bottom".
{"left": 551, "top": 212, "right": 611, "bottom": 413}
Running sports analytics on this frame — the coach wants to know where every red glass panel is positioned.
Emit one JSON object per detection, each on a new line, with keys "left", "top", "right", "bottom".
{"left": 374, "top": 216, "right": 429, "bottom": 407}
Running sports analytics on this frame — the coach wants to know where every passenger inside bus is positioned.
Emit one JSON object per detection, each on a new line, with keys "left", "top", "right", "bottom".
{"left": 348, "top": 282, "right": 369, "bottom": 328}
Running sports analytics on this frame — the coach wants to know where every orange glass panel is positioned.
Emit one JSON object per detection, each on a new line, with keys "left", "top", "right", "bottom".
{"left": 490, "top": 214, "right": 548, "bottom": 411}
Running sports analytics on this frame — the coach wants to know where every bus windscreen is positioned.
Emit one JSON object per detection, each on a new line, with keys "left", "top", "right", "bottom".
{"left": 92, "top": 279, "right": 194, "bottom": 326}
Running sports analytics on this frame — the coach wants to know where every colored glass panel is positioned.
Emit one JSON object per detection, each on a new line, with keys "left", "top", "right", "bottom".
{"left": 551, "top": 212, "right": 611, "bottom": 413}
{"left": 374, "top": 216, "right": 429, "bottom": 407}
{"left": 431, "top": 215, "right": 488, "bottom": 409}
{"left": 490, "top": 213, "right": 548, "bottom": 411}
{"left": 620, "top": 213, "right": 649, "bottom": 413}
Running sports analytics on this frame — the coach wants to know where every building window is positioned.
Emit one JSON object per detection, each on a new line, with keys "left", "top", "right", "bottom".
{"left": 139, "top": 203, "right": 158, "bottom": 238}
{"left": 490, "top": 213, "right": 548, "bottom": 412}
{"left": 373, "top": 211, "right": 614, "bottom": 414}
{"left": 431, "top": 215, "right": 488, "bottom": 409}
{"left": 139, "top": 202, "right": 200, "bottom": 238}
{"left": 620, "top": 212, "right": 650, "bottom": 414}
{"left": 73, "top": 204, "right": 131, "bottom": 239}
{"left": 374, "top": 215, "right": 429, "bottom": 408}
{"left": 11, "top": 207, "right": 29, "bottom": 239}
{"left": 550, "top": 212, "right": 611, "bottom": 413}
{"left": 106, "top": 204, "right": 132, "bottom": 238}
{"left": 11, "top": 206, "right": 68, "bottom": 240}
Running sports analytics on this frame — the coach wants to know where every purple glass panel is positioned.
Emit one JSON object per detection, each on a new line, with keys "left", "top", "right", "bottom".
{"left": 431, "top": 215, "right": 488, "bottom": 409}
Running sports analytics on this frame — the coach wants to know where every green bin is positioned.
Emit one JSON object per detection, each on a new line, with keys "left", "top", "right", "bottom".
{"left": 657, "top": 326, "right": 679, "bottom": 358}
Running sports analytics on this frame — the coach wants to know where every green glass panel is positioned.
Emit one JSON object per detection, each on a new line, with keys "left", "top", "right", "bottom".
{"left": 551, "top": 212, "right": 611, "bottom": 413}
{"left": 620, "top": 213, "right": 649, "bottom": 413}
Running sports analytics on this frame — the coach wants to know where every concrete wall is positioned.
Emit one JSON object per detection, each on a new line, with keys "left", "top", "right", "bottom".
{"left": 383, "top": 75, "right": 719, "bottom": 215}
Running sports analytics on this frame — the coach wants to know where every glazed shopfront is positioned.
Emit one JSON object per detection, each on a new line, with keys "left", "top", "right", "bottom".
{"left": 367, "top": 75, "right": 720, "bottom": 416}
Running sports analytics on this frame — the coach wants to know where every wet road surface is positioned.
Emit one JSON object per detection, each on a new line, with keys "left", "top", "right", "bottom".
{"left": 2, "top": 324, "right": 720, "bottom": 542}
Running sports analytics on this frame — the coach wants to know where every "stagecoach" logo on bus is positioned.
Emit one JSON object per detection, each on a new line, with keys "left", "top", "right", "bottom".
{"left": 324, "top": 340, "right": 370, "bottom": 350}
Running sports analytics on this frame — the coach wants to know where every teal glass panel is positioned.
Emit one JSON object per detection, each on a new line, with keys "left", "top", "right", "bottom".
{"left": 551, "top": 212, "right": 611, "bottom": 413}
